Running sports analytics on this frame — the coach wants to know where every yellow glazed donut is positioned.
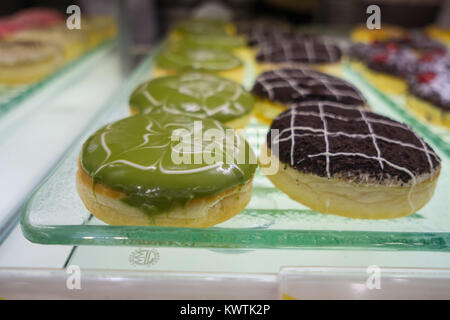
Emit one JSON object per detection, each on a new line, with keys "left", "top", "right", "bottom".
{"left": 425, "top": 25, "right": 450, "bottom": 46}
{"left": 406, "top": 95, "right": 450, "bottom": 128}
{"left": 0, "top": 40, "right": 63, "bottom": 85}
{"left": 9, "top": 26, "right": 87, "bottom": 61}
{"left": 169, "top": 18, "right": 236, "bottom": 40}
{"left": 361, "top": 67, "right": 407, "bottom": 95}
{"left": 350, "top": 24, "right": 406, "bottom": 44}
{"left": 82, "top": 16, "right": 116, "bottom": 48}
{"left": 153, "top": 45, "right": 245, "bottom": 84}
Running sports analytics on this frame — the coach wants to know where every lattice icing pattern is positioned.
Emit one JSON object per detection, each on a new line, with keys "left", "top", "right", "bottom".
{"left": 269, "top": 101, "right": 440, "bottom": 185}
{"left": 256, "top": 37, "right": 341, "bottom": 64}
{"left": 252, "top": 68, "right": 366, "bottom": 106}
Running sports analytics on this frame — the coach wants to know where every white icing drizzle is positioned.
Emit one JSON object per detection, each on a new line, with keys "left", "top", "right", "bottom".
{"left": 100, "top": 132, "right": 111, "bottom": 163}
{"left": 273, "top": 103, "right": 439, "bottom": 164}
{"left": 161, "top": 47, "right": 241, "bottom": 71}
{"left": 275, "top": 127, "right": 435, "bottom": 157}
{"left": 94, "top": 114, "right": 247, "bottom": 177}
{"left": 318, "top": 102, "right": 331, "bottom": 178}
{"left": 257, "top": 38, "right": 340, "bottom": 64}
{"left": 96, "top": 122, "right": 116, "bottom": 169}
{"left": 138, "top": 73, "right": 249, "bottom": 119}
{"left": 290, "top": 107, "right": 295, "bottom": 166}
{"left": 360, "top": 109, "right": 384, "bottom": 170}
{"left": 96, "top": 159, "right": 157, "bottom": 174}
{"left": 158, "top": 160, "right": 224, "bottom": 174}
{"left": 237, "top": 18, "right": 293, "bottom": 45}
{"left": 270, "top": 103, "right": 440, "bottom": 212}
{"left": 139, "top": 85, "right": 158, "bottom": 106}
{"left": 413, "top": 131, "right": 434, "bottom": 171}
{"left": 304, "top": 39, "right": 313, "bottom": 62}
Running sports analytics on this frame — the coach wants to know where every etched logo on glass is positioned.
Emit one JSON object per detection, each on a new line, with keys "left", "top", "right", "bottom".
{"left": 129, "top": 248, "right": 160, "bottom": 267}
{"left": 366, "top": 265, "right": 382, "bottom": 290}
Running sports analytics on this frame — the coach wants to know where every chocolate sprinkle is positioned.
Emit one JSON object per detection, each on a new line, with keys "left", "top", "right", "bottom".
{"left": 268, "top": 101, "right": 440, "bottom": 184}
{"left": 252, "top": 68, "right": 366, "bottom": 106}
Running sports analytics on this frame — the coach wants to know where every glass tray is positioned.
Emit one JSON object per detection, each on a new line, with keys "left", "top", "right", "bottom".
{"left": 0, "top": 40, "right": 115, "bottom": 118}
{"left": 20, "top": 52, "right": 450, "bottom": 251}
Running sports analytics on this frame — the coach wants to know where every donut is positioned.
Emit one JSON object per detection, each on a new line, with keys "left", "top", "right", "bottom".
{"left": 12, "top": 8, "right": 63, "bottom": 28}
{"left": 350, "top": 24, "right": 406, "bottom": 44}
{"left": 260, "top": 101, "right": 441, "bottom": 219}
{"left": 175, "top": 33, "right": 246, "bottom": 51}
{"left": 129, "top": 72, "right": 254, "bottom": 129}
{"left": 362, "top": 43, "right": 417, "bottom": 95}
{"left": 414, "top": 49, "right": 450, "bottom": 74}
{"left": 0, "top": 40, "right": 63, "bottom": 85}
{"left": 81, "top": 16, "right": 116, "bottom": 48}
{"left": 348, "top": 37, "right": 446, "bottom": 95}
{"left": 251, "top": 68, "right": 368, "bottom": 124}
{"left": 401, "top": 33, "right": 447, "bottom": 53}
{"left": 235, "top": 18, "right": 294, "bottom": 47}
{"left": 255, "top": 37, "right": 342, "bottom": 76}
{"left": 9, "top": 27, "right": 87, "bottom": 61}
{"left": 406, "top": 68, "right": 450, "bottom": 128}
{"left": 170, "top": 18, "right": 235, "bottom": 39}
{"left": 173, "top": 33, "right": 252, "bottom": 62}
{"left": 347, "top": 42, "right": 375, "bottom": 74}
{"left": 0, "top": 18, "right": 25, "bottom": 39}
{"left": 77, "top": 113, "right": 257, "bottom": 227}
{"left": 154, "top": 45, "right": 244, "bottom": 83}
{"left": 425, "top": 26, "right": 450, "bottom": 46}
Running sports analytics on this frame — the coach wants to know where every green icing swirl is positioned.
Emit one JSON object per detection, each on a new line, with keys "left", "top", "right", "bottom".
{"left": 129, "top": 72, "right": 254, "bottom": 123}
{"left": 173, "top": 19, "right": 232, "bottom": 36}
{"left": 155, "top": 45, "right": 242, "bottom": 72}
{"left": 81, "top": 113, "right": 257, "bottom": 215}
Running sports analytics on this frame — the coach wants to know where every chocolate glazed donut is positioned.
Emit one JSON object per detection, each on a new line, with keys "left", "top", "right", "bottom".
{"left": 251, "top": 68, "right": 369, "bottom": 124}
{"left": 255, "top": 37, "right": 343, "bottom": 76}
{"left": 260, "top": 101, "right": 441, "bottom": 219}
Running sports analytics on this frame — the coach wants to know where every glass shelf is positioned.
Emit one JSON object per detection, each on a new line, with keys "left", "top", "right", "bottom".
{"left": 20, "top": 51, "right": 450, "bottom": 251}
{"left": 0, "top": 40, "right": 115, "bottom": 118}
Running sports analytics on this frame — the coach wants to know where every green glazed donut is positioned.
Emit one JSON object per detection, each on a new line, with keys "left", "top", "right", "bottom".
{"left": 172, "top": 18, "right": 233, "bottom": 36}
{"left": 78, "top": 113, "right": 257, "bottom": 221}
{"left": 129, "top": 72, "right": 254, "bottom": 126}
{"left": 155, "top": 45, "right": 242, "bottom": 73}
{"left": 176, "top": 34, "right": 247, "bottom": 51}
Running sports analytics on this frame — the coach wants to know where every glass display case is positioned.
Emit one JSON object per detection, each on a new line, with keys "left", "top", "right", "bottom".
{"left": 1, "top": 0, "right": 450, "bottom": 300}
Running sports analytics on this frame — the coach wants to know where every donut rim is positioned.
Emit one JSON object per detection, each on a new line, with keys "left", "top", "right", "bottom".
{"left": 260, "top": 143, "right": 440, "bottom": 219}
{"left": 76, "top": 160, "right": 253, "bottom": 227}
